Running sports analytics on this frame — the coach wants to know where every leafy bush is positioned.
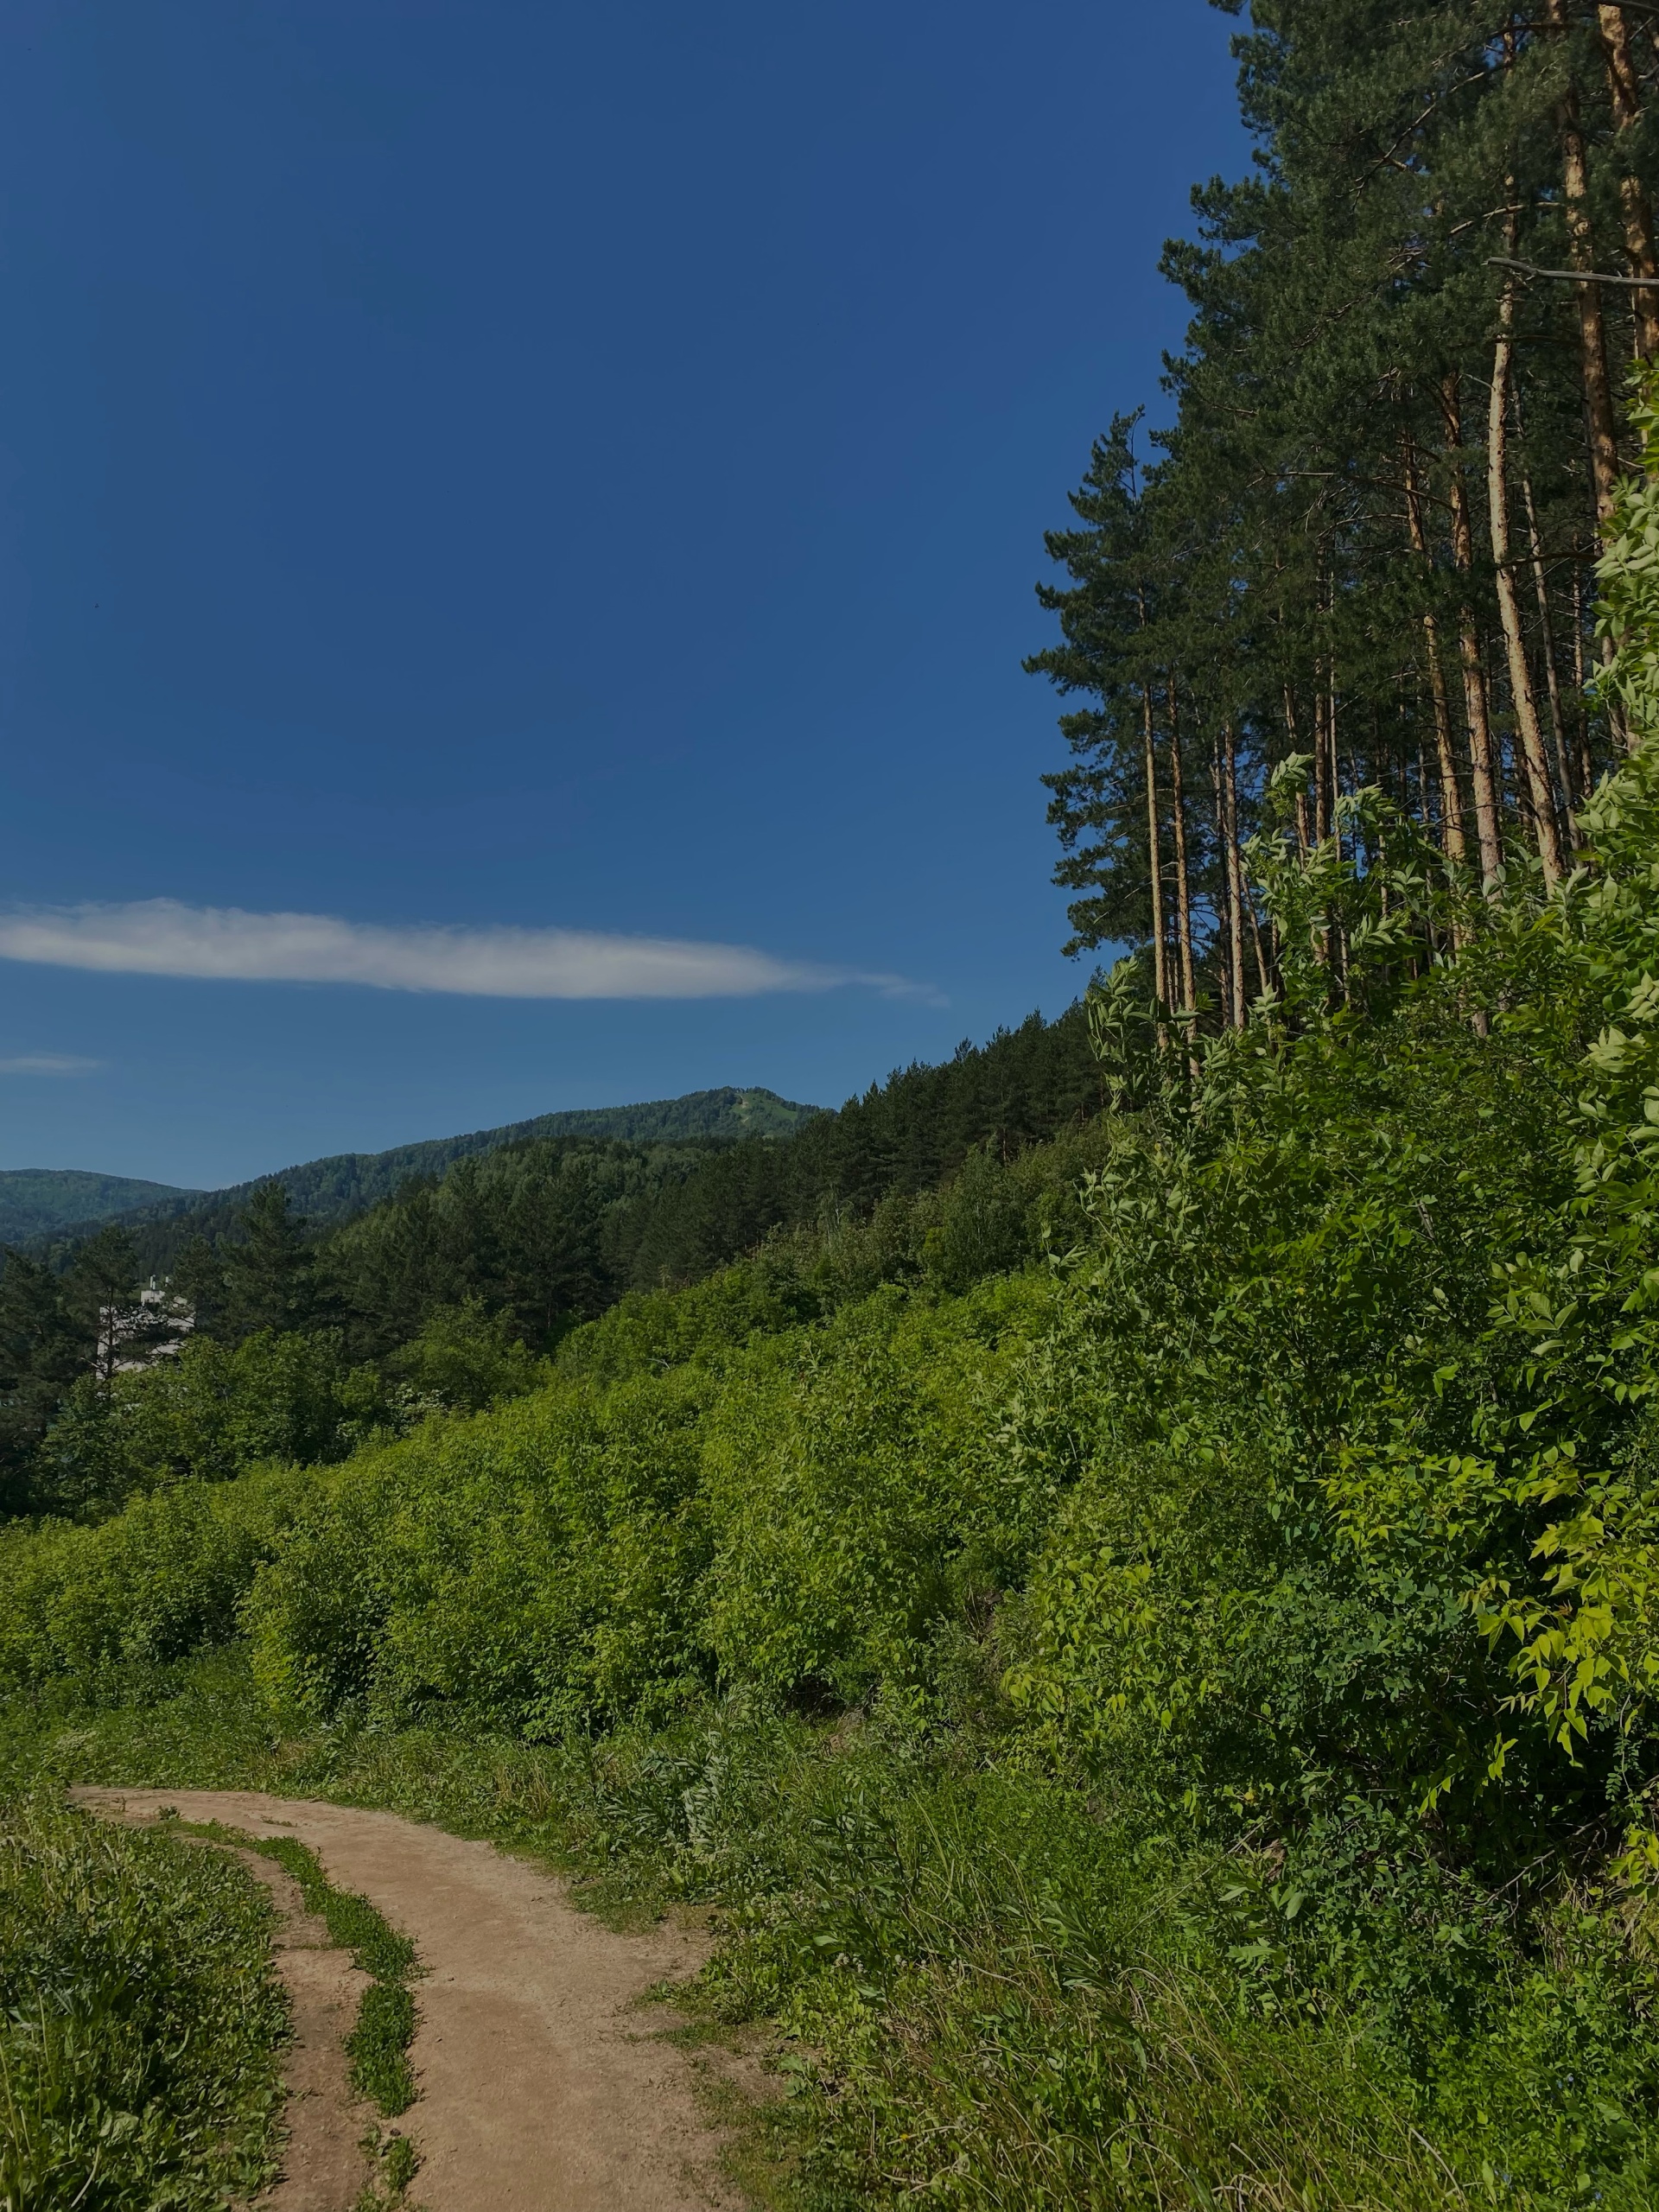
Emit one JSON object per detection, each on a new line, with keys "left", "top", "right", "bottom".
{"left": 33, "top": 1330, "right": 387, "bottom": 1519}
{"left": 234, "top": 1278, "right": 1046, "bottom": 1738}
{"left": 0, "top": 1467, "right": 313, "bottom": 1692}
{"left": 383, "top": 1297, "right": 546, "bottom": 1414}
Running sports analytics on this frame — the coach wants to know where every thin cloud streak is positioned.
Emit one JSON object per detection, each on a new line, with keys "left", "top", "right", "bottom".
{"left": 0, "top": 1052, "right": 101, "bottom": 1076}
{"left": 0, "top": 900, "right": 925, "bottom": 1002}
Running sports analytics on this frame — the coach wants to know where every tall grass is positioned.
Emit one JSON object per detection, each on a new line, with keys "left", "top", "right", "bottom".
{"left": 15, "top": 1667, "right": 1650, "bottom": 2209}
{"left": 0, "top": 1795, "right": 285, "bottom": 2211}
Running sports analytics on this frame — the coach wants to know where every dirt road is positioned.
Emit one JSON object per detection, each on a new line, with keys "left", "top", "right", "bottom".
{"left": 73, "top": 1787, "right": 747, "bottom": 2212}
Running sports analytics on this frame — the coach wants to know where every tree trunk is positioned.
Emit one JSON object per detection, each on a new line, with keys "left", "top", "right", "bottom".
{"left": 1313, "top": 678, "right": 1332, "bottom": 844}
{"left": 1599, "top": 4, "right": 1659, "bottom": 357}
{"left": 1519, "top": 452, "right": 1574, "bottom": 819}
{"left": 1440, "top": 375, "right": 1505, "bottom": 890}
{"left": 1572, "top": 565, "right": 1597, "bottom": 797}
{"left": 1245, "top": 885, "right": 1271, "bottom": 1002}
{"left": 1141, "top": 673, "right": 1169, "bottom": 1013}
{"left": 1223, "top": 722, "right": 1248, "bottom": 1028}
{"left": 1423, "top": 615, "right": 1467, "bottom": 862}
{"left": 1211, "top": 728, "right": 1233, "bottom": 1024}
{"left": 1169, "top": 686, "right": 1197, "bottom": 1012}
{"left": 1488, "top": 268, "right": 1567, "bottom": 887}
{"left": 1545, "top": 0, "right": 1623, "bottom": 531}
{"left": 1282, "top": 685, "right": 1313, "bottom": 853}
{"left": 1402, "top": 433, "right": 1468, "bottom": 861}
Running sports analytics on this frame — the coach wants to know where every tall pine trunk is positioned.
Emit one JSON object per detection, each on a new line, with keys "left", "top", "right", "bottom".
{"left": 1571, "top": 567, "right": 1596, "bottom": 798}
{"left": 1544, "top": 0, "right": 1623, "bottom": 530}
{"left": 1519, "top": 454, "right": 1574, "bottom": 818}
{"left": 1440, "top": 375, "right": 1504, "bottom": 889}
{"left": 1282, "top": 684, "right": 1313, "bottom": 854}
{"left": 1169, "top": 686, "right": 1196, "bottom": 1012}
{"left": 1403, "top": 433, "right": 1467, "bottom": 861}
{"left": 1223, "top": 721, "right": 1248, "bottom": 1029}
{"left": 1141, "top": 675, "right": 1169, "bottom": 1013}
{"left": 1599, "top": 5, "right": 1659, "bottom": 357}
{"left": 1313, "top": 678, "right": 1332, "bottom": 844}
{"left": 1488, "top": 264, "right": 1566, "bottom": 886}
{"left": 1210, "top": 728, "right": 1234, "bottom": 1024}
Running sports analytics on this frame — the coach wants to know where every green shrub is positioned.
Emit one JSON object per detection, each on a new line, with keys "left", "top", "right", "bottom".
{"left": 696, "top": 1277, "right": 1052, "bottom": 1705}
{"left": 34, "top": 1329, "right": 388, "bottom": 1518}
{"left": 384, "top": 1297, "right": 546, "bottom": 1413}
{"left": 0, "top": 1465, "right": 314, "bottom": 1693}
{"left": 238, "top": 1274, "right": 1054, "bottom": 1738}
{"left": 245, "top": 1368, "right": 717, "bottom": 1732}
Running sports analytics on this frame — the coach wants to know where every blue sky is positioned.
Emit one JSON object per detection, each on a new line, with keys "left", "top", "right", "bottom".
{"left": 0, "top": 0, "right": 1244, "bottom": 1190}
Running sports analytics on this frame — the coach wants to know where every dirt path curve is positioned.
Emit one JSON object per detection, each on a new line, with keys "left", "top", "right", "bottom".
{"left": 219, "top": 1845, "right": 377, "bottom": 2212}
{"left": 72, "top": 1788, "right": 746, "bottom": 2212}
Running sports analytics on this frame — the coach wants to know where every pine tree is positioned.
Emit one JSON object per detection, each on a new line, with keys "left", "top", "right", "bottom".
{"left": 0, "top": 1250, "right": 90, "bottom": 1510}
{"left": 1034, "top": 1, "right": 1650, "bottom": 1001}
{"left": 214, "top": 1183, "right": 327, "bottom": 1343}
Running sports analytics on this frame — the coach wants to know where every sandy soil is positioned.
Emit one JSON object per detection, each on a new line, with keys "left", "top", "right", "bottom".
{"left": 73, "top": 1787, "right": 746, "bottom": 2212}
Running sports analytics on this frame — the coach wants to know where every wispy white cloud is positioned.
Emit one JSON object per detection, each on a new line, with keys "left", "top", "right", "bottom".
{"left": 0, "top": 1053, "right": 100, "bottom": 1076}
{"left": 0, "top": 900, "right": 923, "bottom": 1002}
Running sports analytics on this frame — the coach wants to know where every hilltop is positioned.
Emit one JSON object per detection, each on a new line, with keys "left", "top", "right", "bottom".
{"left": 0, "top": 1169, "right": 200, "bottom": 1246}
{"left": 15, "top": 1086, "right": 818, "bottom": 1255}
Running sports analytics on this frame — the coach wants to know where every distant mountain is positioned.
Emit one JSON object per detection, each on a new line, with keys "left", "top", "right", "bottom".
{"left": 0, "top": 1170, "right": 200, "bottom": 1246}
{"left": 33, "top": 1087, "right": 821, "bottom": 1259}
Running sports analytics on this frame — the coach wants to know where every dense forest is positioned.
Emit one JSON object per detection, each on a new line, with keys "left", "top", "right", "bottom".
{"left": 10, "top": 7, "right": 1659, "bottom": 2210}
{"left": 17, "top": 1083, "right": 818, "bottom": 1267}
{"left": 0, "top": 1171, "right": 198, "bottom": 1246}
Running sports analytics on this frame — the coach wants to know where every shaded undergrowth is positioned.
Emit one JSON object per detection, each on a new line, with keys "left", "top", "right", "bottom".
{"left": 11, "top": 1657, "right": 1656, "bottom": 2210}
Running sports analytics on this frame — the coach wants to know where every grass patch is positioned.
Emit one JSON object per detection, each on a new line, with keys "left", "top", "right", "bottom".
{"left": 0, "top": 1791, "right": 286, "bottom": 2210}
{"left": 355, "top": 2121, "right": 421, "bottom": 2208}
{"left": 346, "top": 1980, "right": 417, "bottom": 2114}
{"left": 655, "top": 2011, "right": 800, "bottom": 2212}
{"left": 18, "top": 1652, "right": 1659, "bottom": 2207}
{"left": 165, "top": 1812, "right": 421, "bottom": 2118}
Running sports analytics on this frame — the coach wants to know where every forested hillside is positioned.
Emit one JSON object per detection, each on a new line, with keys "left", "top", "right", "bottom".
{"left": 10, "top": 9, "right": 1659, "bottom": 2211}
{"left": 0, "top": 1008, "right": 1096, "bottom": 1518}
{"left": 1033, "top": 0, "right": 1655, "bottom": 1018}
{"left": 0, "top": 1170, "right": 196, "bottom": 1245}
{"left": 47, "top": 1084, "right": 819, "bottom": 1272}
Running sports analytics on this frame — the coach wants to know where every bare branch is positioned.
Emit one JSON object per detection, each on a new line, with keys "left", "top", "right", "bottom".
{"left": 1489, "top": 252, "right": 1658, "bottom": 286}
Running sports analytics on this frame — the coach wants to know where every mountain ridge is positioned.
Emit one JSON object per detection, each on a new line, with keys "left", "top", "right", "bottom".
{"left": 8, "top": 1085, "right": 820, "bottom": 1252}
{"left": 0, "top": 1170, "right": 201, "bottom": 1246}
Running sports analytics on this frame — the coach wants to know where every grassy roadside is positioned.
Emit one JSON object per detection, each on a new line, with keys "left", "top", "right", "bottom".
{"left": 0, "top": 1651, "right": 1515, "bottom": 2212}
{"left": 0, "top": 1785, "right": 288, "bottom": 2211}
{"left": 2, "top": 1653, "right": 817, "bottom": 2207}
